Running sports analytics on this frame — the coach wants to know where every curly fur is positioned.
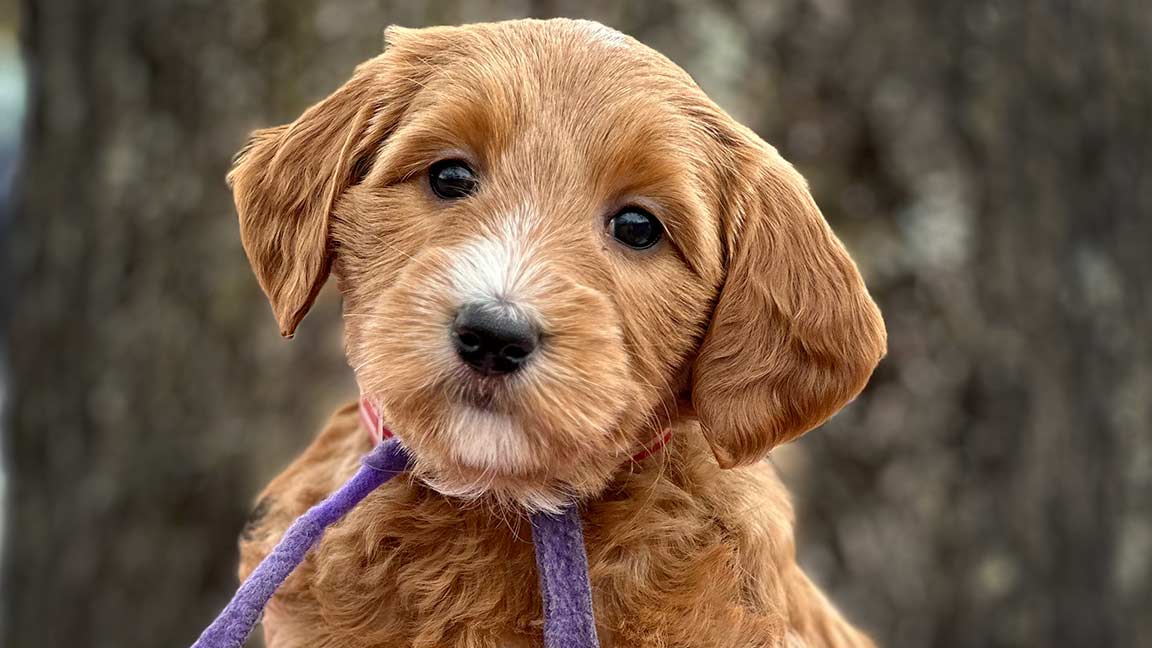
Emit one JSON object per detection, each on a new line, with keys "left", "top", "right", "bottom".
{"left": 241, "top": 406, "right": 874, "bottom": 647}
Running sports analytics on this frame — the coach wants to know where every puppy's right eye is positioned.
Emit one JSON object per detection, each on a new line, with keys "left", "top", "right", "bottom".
{"left": 608, "top": 207, "right": 663, "bottom": 250}
{"left": 429, "top": 160, "right": 478, "bottom": 199}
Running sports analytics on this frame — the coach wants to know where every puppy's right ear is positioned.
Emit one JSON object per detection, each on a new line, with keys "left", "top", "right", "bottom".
{"left": 228, "top": 27, "right": 438, "bottom": 337}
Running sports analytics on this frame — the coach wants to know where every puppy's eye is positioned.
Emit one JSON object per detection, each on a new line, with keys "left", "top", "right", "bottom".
{"left": 428, "top": 160, "right": 478, "bottom": 199}
{"left": 608, "top": 208, "right": 663, "bottom": 250}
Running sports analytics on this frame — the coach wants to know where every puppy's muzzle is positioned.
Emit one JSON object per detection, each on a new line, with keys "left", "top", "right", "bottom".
{"left": 452, "top": 303, "right": 540, "bottom": 376}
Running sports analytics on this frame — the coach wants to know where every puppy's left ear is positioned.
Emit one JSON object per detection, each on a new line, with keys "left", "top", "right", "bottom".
{"left": 228, "top": 63, "right": 382, "bottom": 338}
{"left": 692, "top": 135, "right": 886, "bottom": 468}
{"left": 228, "top": 26, "right": 440, "bottom": 337}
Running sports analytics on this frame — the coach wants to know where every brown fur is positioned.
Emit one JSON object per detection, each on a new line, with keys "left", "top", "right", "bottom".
{"left": 231, "top": 18, "right": 885, "bottom": 647}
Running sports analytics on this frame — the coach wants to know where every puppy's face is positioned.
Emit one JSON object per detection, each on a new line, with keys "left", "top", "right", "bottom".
{"left": 231, "top": 20, "right": 886, "bottom": 510}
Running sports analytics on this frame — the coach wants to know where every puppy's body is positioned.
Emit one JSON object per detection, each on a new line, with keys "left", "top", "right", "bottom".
{"left": 241, "top": 404, "right": 872, "bottom": 648}
{"left": 229, "top": 18, "right": 885, "bottom": 648}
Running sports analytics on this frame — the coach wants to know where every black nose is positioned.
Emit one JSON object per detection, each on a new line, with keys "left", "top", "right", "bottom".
{"left": 452, "top": 304, "right": 539, "bottom": 376}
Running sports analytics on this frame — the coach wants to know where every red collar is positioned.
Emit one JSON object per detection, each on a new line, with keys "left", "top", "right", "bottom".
{"left": 359, "top": 398, "right": 395, "bottom": 445}
{"left": 358, "top": 399, "right": 670, "bottom": 463}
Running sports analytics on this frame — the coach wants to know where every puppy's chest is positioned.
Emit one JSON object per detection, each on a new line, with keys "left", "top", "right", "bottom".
{"left": 262, "top": 481, "right": 785, "bottom": 648}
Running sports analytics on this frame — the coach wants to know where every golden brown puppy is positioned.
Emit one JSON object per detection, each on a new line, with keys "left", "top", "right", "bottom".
{"left": 232, "top": 18, "right": 885, "bottom": 648}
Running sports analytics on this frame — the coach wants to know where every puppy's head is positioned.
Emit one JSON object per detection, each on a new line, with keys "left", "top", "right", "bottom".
{"left": 230, "top": 19, "right": 885, "bottom": 510}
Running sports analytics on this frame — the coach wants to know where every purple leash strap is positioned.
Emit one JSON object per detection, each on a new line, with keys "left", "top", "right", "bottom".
{"left": 191, "top": 439, "right": 410, "bottom": 648}
{"left": 190, "top": 438, "right": 601, "bottom": 648}
{"left": 531, "top": 507, "right": 601, "bottom": 648}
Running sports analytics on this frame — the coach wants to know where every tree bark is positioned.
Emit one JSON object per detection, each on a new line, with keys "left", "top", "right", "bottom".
{"left": 3, "top": 2, "right": 359, "bottom": 645}
{"left": 756, "top": 1, "right": 1152, "bottom": 646}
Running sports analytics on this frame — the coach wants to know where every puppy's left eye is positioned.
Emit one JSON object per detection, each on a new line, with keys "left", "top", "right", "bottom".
{"left": 608, "top": 208, "right": 663, "bottom": 250}
{"left": 429, "top": 160, "right": 478, "bottom": 199}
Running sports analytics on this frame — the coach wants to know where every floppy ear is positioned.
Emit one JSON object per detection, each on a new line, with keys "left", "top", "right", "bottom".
{"left": 692, "top": 139, "right": 886, "bottom": 468}
{"left": 228, "top": 27, "right": 436, "bottom": 337}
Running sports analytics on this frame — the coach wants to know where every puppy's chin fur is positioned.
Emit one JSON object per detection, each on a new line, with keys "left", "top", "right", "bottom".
{"left": 391, "top": 405, "right": 624, "bottom": 514}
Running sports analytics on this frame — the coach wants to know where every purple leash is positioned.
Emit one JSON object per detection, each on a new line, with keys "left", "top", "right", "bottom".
{"left": 190, "top": 437, "right": 600, "bottom": 648}
{"left": 531, "top": 508, "right": 600, "bottom": 648}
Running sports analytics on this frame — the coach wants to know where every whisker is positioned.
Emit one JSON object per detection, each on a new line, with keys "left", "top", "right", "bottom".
{"left": 370, "top": 231, "right": 418, "bottom": 263}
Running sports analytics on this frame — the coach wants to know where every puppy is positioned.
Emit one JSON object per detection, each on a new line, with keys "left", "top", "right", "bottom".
{"left": 232, "top": 18, "right": 885, "bottom": 648}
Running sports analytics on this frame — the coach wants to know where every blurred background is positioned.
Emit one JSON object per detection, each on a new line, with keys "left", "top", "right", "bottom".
{"left": 2, "top": 1, "right": 1149, "bottom": 647}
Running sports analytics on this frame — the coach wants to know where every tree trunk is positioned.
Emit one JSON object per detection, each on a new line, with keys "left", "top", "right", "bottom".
{"left": 3, "top": 2, "right": 360, "bottom": 645}
{"left": 757, "top": 1, "right": 1152, "bottom": 646}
